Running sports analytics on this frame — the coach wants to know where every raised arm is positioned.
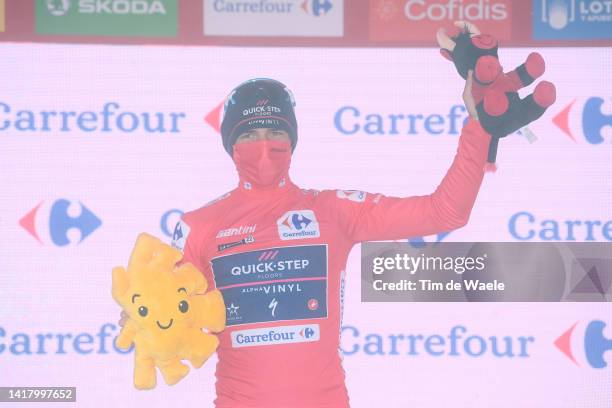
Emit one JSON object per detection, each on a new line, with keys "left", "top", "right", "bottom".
{"left": 331, "top": 114, "right": 489, "bottom": 243}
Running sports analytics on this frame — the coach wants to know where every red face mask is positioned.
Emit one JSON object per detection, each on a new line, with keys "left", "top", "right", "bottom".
{"left": 233, "top": 139, "right": 292, "bottom": 189}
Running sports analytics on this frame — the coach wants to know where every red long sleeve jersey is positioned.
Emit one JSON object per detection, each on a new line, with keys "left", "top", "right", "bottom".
{"left": 172, "top": 119, "right": 490, "bottom": 408}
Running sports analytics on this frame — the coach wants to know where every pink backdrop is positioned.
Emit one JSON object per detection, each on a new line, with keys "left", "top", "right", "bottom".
{"left": 1, "top": 43, "right": 610, "bottom": 407}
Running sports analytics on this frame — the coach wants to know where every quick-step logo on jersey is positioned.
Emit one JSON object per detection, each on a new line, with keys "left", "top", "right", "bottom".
{"left": 231, "top": 324, "right": 321, "bottom": 348}
{"left": 211, "top": 245, "right": 328, "bottom": 326}
{"left": 277, "top": 210, "right": 320, "bottom": 240}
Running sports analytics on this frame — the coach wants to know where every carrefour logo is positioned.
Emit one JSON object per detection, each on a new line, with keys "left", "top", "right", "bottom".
{"left": 277, "top": 210, "right": 320, "bottom": 240}
{"left": 508, "top": 211, "right": 612, "bottom": 241}
{"left": 19, "top": 199, "right": 102, "bottom": 246}
{"left": 0, "top": 323, "right": 131, "bottom": 355}
{"left": 553, "top": 97, "right": 612, "bottom": 144}
{"left": 341, "top": 325, "right": 535, "bottom": 358}
{"left": 212, "top": 0, "right": 333, "bottom": 16}
{"left": 204, "top": 101, "right": 224, "bottom": 134}
{"left": 231, "top": 324, "right": 320, "bottom": 348}
{"left": 302, "top": 0, "right": 333, "bottom": 16}
{"left": 0, "top": 102, "right": 185, "bottom": 134}
{"left": 555, "top": 320, "right": 612, "bottom": 369}
{"left": 334, "top": 105, "right": 468, "bottom": 136}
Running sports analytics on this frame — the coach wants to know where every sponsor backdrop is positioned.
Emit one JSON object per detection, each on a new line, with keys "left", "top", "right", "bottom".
{"left": 1, "top": 3, "right": 611, "bottom": 408}
{"left": 2, "top": 1, "right": 612, "bottom": 46}
{"left": 1, "top": 42, "right": 610, "bottom": 408}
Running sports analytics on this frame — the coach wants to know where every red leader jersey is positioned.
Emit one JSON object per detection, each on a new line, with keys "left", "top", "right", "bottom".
{"left": 171, "top": 118, "right": 490, "bottom": 407}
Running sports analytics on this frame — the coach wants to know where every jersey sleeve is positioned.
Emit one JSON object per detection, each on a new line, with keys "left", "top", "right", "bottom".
{"left": 332, "top": 117, "right": 490, "bottom": 243}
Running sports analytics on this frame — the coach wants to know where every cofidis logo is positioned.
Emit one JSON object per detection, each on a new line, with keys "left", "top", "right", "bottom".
{"left": 0, "top": 102, "right": 186, "bottom": 135}
{"left": 555, "top": 320, "right": 612, "bottom": 368}
{"left": 36, "top": 0, "right": 178, "bottom": 37}
{"left": 370, "top": 0, "right": 512, "bottom": 42}
{"left": 553, "top": 97, "right": 612, "bottom": 144}
{"left": 20, "top": 199, "right": 102, "bottom": 246}
{"left": 533, "top": 0, "right": 612, "bottom": 40}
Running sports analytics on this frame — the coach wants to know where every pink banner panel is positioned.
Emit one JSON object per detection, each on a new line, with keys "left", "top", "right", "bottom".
{"left": 1, "top": 42, "right": 610, "bottom": 407}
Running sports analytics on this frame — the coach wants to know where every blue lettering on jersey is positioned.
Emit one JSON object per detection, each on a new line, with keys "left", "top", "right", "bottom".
{"left": 211, "top": 245, "right": 328, "bottom": 326}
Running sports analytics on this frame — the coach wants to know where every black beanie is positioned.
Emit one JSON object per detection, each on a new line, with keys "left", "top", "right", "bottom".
{"left": 220, "top": 78, "right": 298, "bottom": 156}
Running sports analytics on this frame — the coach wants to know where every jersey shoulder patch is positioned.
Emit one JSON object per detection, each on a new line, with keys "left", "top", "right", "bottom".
{"left": 171, "top": 219, "right": 191, "bottom": 252}
{"left": 336, "top": 189, "right": 367, "bottom": 203}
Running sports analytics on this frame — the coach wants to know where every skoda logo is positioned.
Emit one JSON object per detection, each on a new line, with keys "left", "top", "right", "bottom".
{"left": 46, "top": 0, "right": 71, "bottom": 16}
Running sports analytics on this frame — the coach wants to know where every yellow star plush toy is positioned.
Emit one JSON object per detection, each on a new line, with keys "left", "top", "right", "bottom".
{"left": 112, "top": 233, "right": 225, "bottom": 389}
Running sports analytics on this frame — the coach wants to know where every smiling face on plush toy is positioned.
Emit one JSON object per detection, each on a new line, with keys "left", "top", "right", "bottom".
{"left": 126, "top": 272, "right": 200, "bottom": 333}
{"left": 131, "top": 289, "right": 188, "bottom": 331}
{"left": 112, "top": 234, "right": 208, "bottom": 336}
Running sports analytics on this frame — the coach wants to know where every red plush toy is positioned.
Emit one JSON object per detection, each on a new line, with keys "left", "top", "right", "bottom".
{"left": 439, "top": 22, "right": 557, "bottom": 170}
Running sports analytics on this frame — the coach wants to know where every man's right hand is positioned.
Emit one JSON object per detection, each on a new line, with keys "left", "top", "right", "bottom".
{"left": 118, "top": 310, "right": 128, "bottom": 328}
{"left": 437, "top": 21, "right": 481, "bottom": 121}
